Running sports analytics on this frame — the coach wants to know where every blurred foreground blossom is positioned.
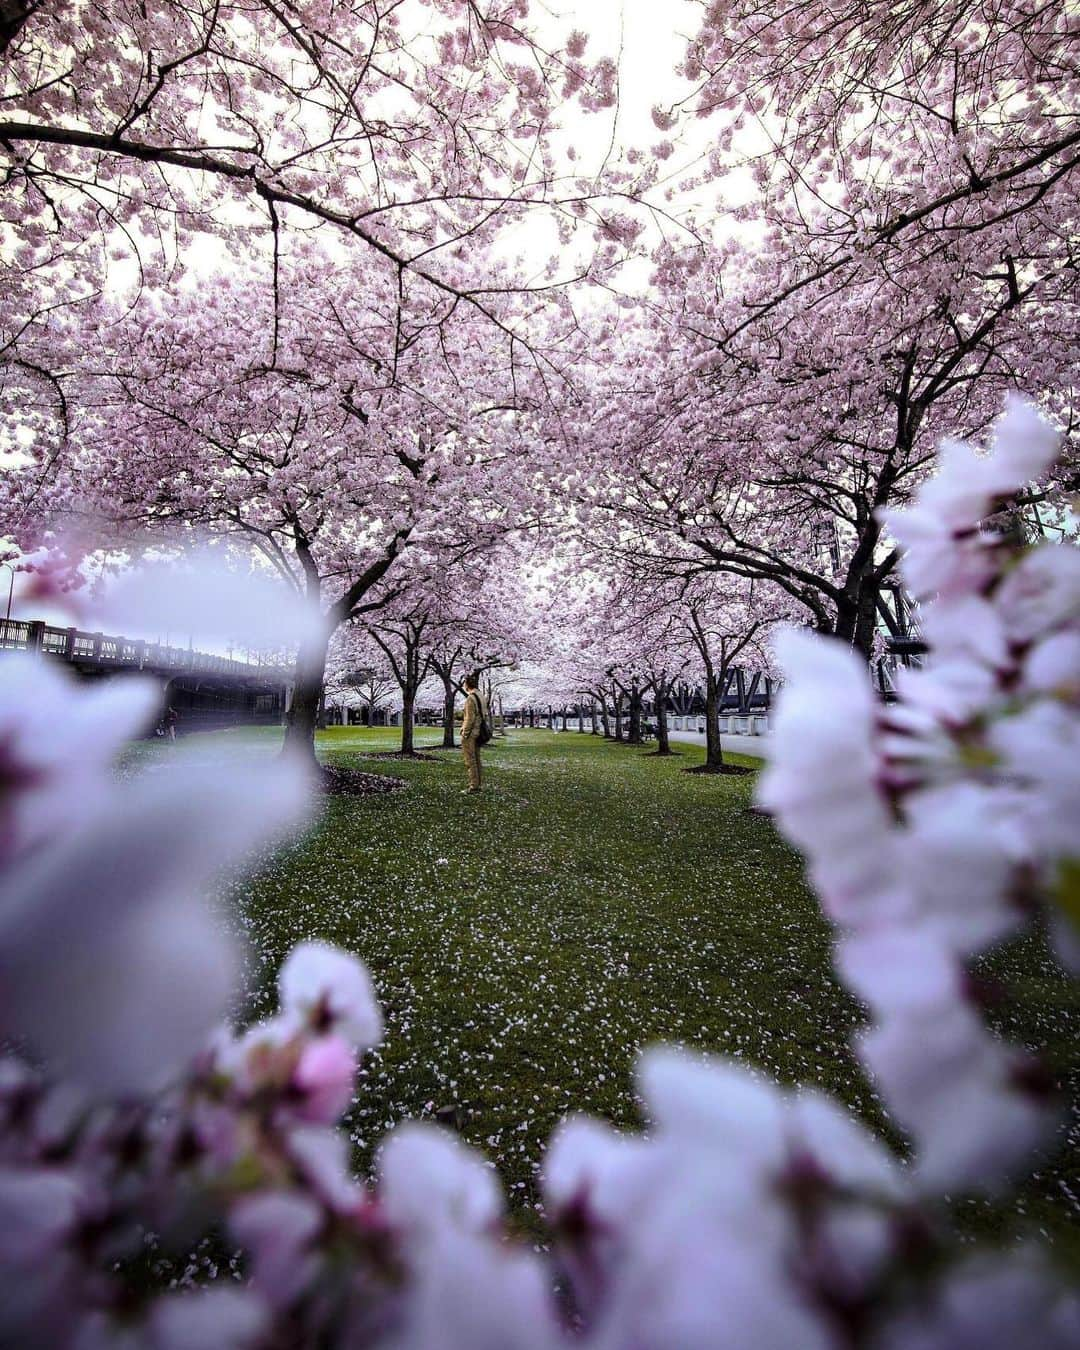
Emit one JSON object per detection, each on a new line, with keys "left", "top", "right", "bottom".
{"left": 279, "top": 940, "right": 384, "bottom": 1049}
{"left": 877, "top": 1256, "right": 1080, "bottom": 1350}
{"left": 878, "top": 397, "right": 1060, "bottom": 600}
{"left": 0, "top": 751, "right": 308, "bottom": 1097}
{"left": 0, "top": 644, "right": 310, "bottom": 1098}
{"left": 97, "top": 547, "right": 329, "bottom": 654}
{"left": 761, "top": 398, "right": 1078, "bottom": 1190}
{"left": 0, "top": 657, "right": 159, "bottom": 863}
{"left": 545, "top": 1049, "right": 903, "bottom": 1350}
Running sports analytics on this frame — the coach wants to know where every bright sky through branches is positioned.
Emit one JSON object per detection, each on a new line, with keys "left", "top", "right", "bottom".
{"left": 171, "top": 1, "right": 717, "bottom": 298}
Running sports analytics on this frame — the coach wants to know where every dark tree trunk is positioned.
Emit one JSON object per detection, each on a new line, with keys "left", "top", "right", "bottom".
{"left": 0, "top": 1, "right": 37, "bottom": 58}
{"left": 655, "top": 679, "right": 672, "bottom": 755}
{"left": 854, "top": 587, "right": 880, "bottom": 658}
{"left": 704, "top": 671, "right": 725, "bottom": 770}
{"left": 400, "top": 688, "right": 416, "bottom": 754}
{"left": 397, "top": 637, "right": 424, "bottom": 755}
{"left": 283, "top": 631, "right": 330, "bottom": 768}
{"left": 599, "top": 700, "right": 611, "bottom": 738}
{"left": 441, "top": 673, "right": 456, "bottom": 748}
{"left": 529, "top": 707, "right": 535, "bottom": 728}
{"left": 577, "top": 704, "right": 584, "bottom": 733}
{"left": 590, "top": 699, "right": 599, "bottom": 735}
{"left": 627, "top": 680, "right": 643, "bottom": 745}
{"left": 833, "top": 562, "right": 884, "bottom": 658}
{"left": 613, "top": 695, "right": 624, "bottom": 742}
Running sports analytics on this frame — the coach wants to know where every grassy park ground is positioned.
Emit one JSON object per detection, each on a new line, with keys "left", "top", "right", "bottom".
{"left": 147, "top": 725, "right": 1078, "bottom": 1258}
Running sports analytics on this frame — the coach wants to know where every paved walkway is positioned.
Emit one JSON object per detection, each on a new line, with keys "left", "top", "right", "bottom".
{"left": 666, "top": 727, "right": 771, "bottom": 759}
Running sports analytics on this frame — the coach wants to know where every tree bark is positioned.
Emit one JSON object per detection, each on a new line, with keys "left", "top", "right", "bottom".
{"left": 283, "top": 631, "right": 330, "bottom": 768}
{"left": 441, "top": 672, "right": 456, "bottom": 748}
{"left": 626, "top": 680, "right": 643, "bottom": 745}
{"left": 833, "top": 579, "right": 882, "bottom": 656}
{"left": 613, "top": 694, "right": 624, "bottom": 742}
{"left": 400, "top": 687, "right": 416, "bottom": 755}
{"left": 655, "top": 678, "right": 672, "bottom": 755}
{"left": 0, "top": 1, "right": 39, "bottom": 58}
{"left": 704, "top": 670, "right": 725, "bottom": 770}
{"left": 590, "top": 699, "right": 599, "bottom": 735}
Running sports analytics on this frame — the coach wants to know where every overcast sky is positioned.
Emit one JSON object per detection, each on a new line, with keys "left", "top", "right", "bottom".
{"left": 501, "top": 0, "right": 753, "bottom": 289}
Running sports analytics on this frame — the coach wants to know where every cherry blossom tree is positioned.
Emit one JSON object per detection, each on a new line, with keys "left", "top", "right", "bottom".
{"left": 528, "top": 582, "right": 624, "bottom": 739}
{"left": 0, "top": 0, "right": 623, "bottom": 343}
{"left": 578, "top": 225, "right": 1076, "bottom": 657}
{"left": 678, "top": 576, "right": 781, "bottom": 772}
{"left": 3, "top": 252, "right": 553, "bottom": 765}
{"left": 575, "top": 571, "right": 695, "bottom": 756}
{"left": 0, "top": 0, "right": 652, "bottom": 768}
{"left": 598, "top": 602, "right": 684, "bottom": 751}
{"left": 363, "top": 599, "right": 434, "bottom": 758}
{"left": 354, "top": 549, "right": 529, "bottom": 753}
{"left": 537, "top": 531, "right": 781, "bottom": 762}
{"left": 562, "top": 565, "right": 782, "bottom": 767}
{"left": 568, "top": 0, "right": 1079, "bottom": 657}
{"left": 637, "top": 618, "right": 689, "bottom": 757}
{"left": 422, "top": 557, "right": 531, "bottom": 748}
{"left": 677, "top": 0, "right": 1079, "bottom": 287}
{"left": 324, "top": 628, "right": 396, "bottom": 728}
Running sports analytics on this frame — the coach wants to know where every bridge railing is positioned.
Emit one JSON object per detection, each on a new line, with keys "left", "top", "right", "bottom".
{"left": 0, "top": 618, "right": 289, "bottom": 680}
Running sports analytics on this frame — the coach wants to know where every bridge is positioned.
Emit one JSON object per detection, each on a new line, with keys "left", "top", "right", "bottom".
{"left": 1, "top": 617, "right": 291, "bottom": 733}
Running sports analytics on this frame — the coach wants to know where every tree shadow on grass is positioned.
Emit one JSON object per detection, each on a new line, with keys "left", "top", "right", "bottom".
{"left": 356, "top": 750, "right": 441, "bottom": 762}
{"left": 683, "top": 762, "right": 755, "bottom": 776}
{"left": 318, "top": 765, "right": 408, "bottom": 796}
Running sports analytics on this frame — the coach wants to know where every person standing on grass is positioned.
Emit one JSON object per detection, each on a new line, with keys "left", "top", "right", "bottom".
{"left": 460, "top": 671, "right": 491, "bottom": 793}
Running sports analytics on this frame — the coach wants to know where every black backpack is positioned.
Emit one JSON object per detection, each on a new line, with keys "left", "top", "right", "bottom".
{"left": 470, "top": 691, "right": 493, "bottom": 746}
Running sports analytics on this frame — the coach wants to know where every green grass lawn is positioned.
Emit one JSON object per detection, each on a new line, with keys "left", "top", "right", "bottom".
{"left": 159, "top": 725, "right": 1077, "bottom": 1257}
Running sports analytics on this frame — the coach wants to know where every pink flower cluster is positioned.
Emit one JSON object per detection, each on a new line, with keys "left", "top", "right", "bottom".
{"left": 760, "top": 399, "right": 1079, "bottom": 1191}
{"left": 0, "top": 402, "right": 1077, "bottom": 1346}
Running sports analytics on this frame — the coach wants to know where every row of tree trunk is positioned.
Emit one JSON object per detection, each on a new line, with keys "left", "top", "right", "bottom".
{"left": 524, "top": 678, "right": 753, "bottom": 769}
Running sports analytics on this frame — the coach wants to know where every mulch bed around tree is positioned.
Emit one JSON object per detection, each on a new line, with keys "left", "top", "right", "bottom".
{"left": 683, "top": 762, "right": 755, "bottom": 776}
{"left": 318, "top": 765, "right": 408, "bottom": 796}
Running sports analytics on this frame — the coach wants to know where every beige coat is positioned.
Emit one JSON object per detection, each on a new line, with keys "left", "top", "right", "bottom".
{"left": 461, "top": 689, "right": 489, "bottom": 740}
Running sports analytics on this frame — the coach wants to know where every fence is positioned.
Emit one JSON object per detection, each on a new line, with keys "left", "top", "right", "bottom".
{"left": 0, "top": 618, "right": 288, "bottom": 680}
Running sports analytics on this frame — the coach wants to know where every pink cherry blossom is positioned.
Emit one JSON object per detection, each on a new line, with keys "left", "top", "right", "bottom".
{"left": 229, "top": 1191, "right": 323, "bottom": 1308}
{"left": 0, "top": 756, "right": 307, "bottom": 1096}
{"left": 0, "top": 656, "right": 160, "bottom": 863}
{"left": 279, "top": 941, "right": 383, "bottom": 1051}
{"left": 380, "top": 1125, "right": 502, "bottom": 1238}
{"left": 291, "top": 1035, "right": 357, "bottom": 1124}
